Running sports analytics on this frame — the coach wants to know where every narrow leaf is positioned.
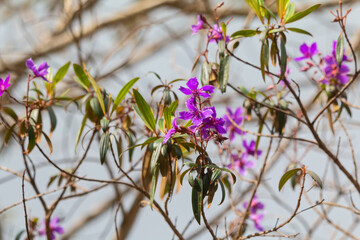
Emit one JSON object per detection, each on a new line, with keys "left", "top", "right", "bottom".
{"left": 219, "top": 54, "right": 230, "bottom": 93}
{"left": 192, "top": 177, "right": 203, "bottom": 224}
{"left": 336, "top": 33, "right": 344, "bottom": 67}
{"left": 287, "top": 27, "right": 313, "bottom": 37}
{"left": 231, "top": 29, "right": 258, "bottom": 39}
{"left": 111, "top": 77, "right": 140, "bottom": 114}
{"left": 133, "top": 89, "right": 156, "bottom": 133}
{"left": 53, "top": 61, "right": 71, "bottom": 84}
{"left": 100, "top": 132, "right": 110, "bottom": 165}
{"left": 87, "top": 72, "right": 106, "bottom": 115}
{"left": 307, "top": 170, "right": 323, "bottom": 189}
{"left": 285, "top": 4, "right": 321, "bottom": 24}
{"left": 278, "top": 168, "right": 301, "bottom": 191}
{"left": 47, "top": 106, "right": 57, "bottom": 133}
{"left": 73, "top": 64, "right": 90, "bottom": 90}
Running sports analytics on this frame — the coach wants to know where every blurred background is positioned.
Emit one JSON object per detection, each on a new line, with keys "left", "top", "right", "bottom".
{"left": 1, "top": 0, "right": 360, "bottom": 239}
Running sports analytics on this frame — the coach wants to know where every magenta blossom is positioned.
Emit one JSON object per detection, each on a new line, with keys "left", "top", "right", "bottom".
{"left": 228, "top": 153, "right": 254, "bottom": 176}
{"left": 243, "top": 140, "right": 262, "bottom": 158}
{"left": 198, "top": 106, "right": 226, "bottom": 139}
{"left": 243, "top": 195, "right": 265, "bottom": 214}
{"left": 224, "top": 107, "right": 245, "bottom": 141}
{"left": 38, "top": 217, "right": 64, "bottom": 240}
{"left": 208, "top": 24, "right": 230, "bottom": 44}
{"left": 191, "top": 15, "right": 205, "bottom": 35}
{"left": 179, "top": 98, "right": 213, "bottom": 126}
{"left": 322, "top": 55, "right": 350, "bottom": 85}
{"left": 250, "top": 213, "right": 264, "bottom": 231}
{"left": 163, "top": 117, "right": 179, "bottom": 143}
{"left": 243, "top": 195, "right": 265, "bottom": 231}
{"left": 0, "top": 75, "right": 10, "bottom": 96}
{"left": 26, "top": 58, "right": 50, "bottom": 82}
{"left": 179, "top": 77, "right": 215, "bottom": 99}
{"left": 294, "top": 43, "right": 318, "bottom": 61}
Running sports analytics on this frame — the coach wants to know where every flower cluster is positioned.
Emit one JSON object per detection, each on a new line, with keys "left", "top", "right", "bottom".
{"left": 0, "top": 75, "right": 10, "bottom": 96}
{"left": 191, "top": 15, "right": 229, "bottom": 44}
{"left": 243, "top": 195, "right": 265, "bottom": 231}
{"left": 163, "top": 77, "right": 226, "bottom": 143}
{"left": 224, "top": 107, "right": 262, "bottom": 175}
{"left": 227, "top": 139, "right": 262, "bottom": 176}
{"left": 295, "top": 41, "right": 351, "bottom": 87}
{"left": 26, "top": 58, "right": 50, "bottom": 82}
{"left": 38, "top": 217, "right": 64, "bottom": 240}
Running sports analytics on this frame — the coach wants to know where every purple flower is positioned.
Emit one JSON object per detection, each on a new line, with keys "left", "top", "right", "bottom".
{"left": 250, "top": 213, "right": 264, "bottom": 231}
{"left": 179, "top": 77, "right": 215, "bottom": 99}
{"left": 228, "top": 153, "right": 255, "bottom": 176}
{"left": 208, "top": 24, "right": 230, "bottom": 44}
{"left": 26, "top": 58, "right": 50, "bottom": 82}
{"left": 243, "top": 195, "right": 265, "bottom": 214}
{"left": 38, "top": 217, "right": 64, "bottom": 240}
{"left": 243, "top": 140, "right": 262, "bottom": 158}
{"left": 199, "top": 106, "right": 226, "bottom": 138}
{"left": 191, "top": 15, "right": 205, "bottom": 35}
{"left": 224, "top": 107, "right": 245, "bottom": 141}
{"left": 0, "top": 75, "right": 10, "bottom": 96}
{"left": 163, "top": 117, "right": 179, "bottom": 143}
{"left": 179, "top": 98, "right": 213, "bottom": 126}
{"left": 322, "top": 55, "right": 350, "bottom": 85}
{"left": 294, "top": 43, "right": 318, "bottom": 61}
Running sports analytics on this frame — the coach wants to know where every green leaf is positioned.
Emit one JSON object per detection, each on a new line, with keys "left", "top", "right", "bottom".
{"left": 164, "top": 107, "right": 172, "bottom": 129}
{"left": 90, "top": 97, "right": 103, "bottom": 117}
{"left": 75, "top": 114, "right": 87, "bottom": 149}
{"left": 204, "top": 164, "right": 236, "bottom": 184}
{"left": 42, "top": 131, "right": 53, "bottom": 154}
{"left": 210, "top": 169, "right": 222, "bottom": 184}
{"left": 231, "top": 29, "right": 258, "bottom": 39}
{"left": 277, "top": 0, "right": 289, "bottom": 20}
{"left": 111, "top": 77, "right": 140, "bottom": 114}
{"left": 200, "top": 62, "right": 211, "bottom": 86}
{"left": 284, "top": 2, "right": 295, "bottom": 21}
{"left": 278, "top": 168, "right": 301, "bottom": 191}
{"left": 151, "top": 139, "right": 163, "bottom": 171}
{"left": 100, "top": 132, "right": 110, "bottom": 165}
{"left": 336, "top": 33, "right": 344, "bottom": 67}
{"left": 169, "top": 100, "right": 178, "bottom": 114}
{"left": 279, "top": 34, "right": 287, "bottom": 81}
{"left": 245, "top": 0, "right": 265, "bottom": 23}
{"left": 73, "top": 64, "right": 90, "bottom": 90}
{"left": 133, "top": 89, "right": 156, "bottom": 133}
{"left": 307, "top": 170, "right": 323, "bottom": 189}
{"left": 192, "top": 177, "right": 203, "bottom": 224}
{"left": 100, "top": 117, "right": 110, "bottom": 132}
{"left": 4, "top": 124, "right": 16, "bottom": 146}
{"left": 221, "top": 22, "right": 227, "bottom": 40}
{"left": 2, "top": 107, "right": 18, "bottom": 122}
{"left": 285, "top": 4, "right": 321, "bottom": 24}
{"left": 218, "top": 180, "right": 226, "bottom": 205}
{"left": 141, "top": 137, "right": 161, "bottom": 149}
{"left": 47, "top": 106, "right": 57, "bottom": 133}
{"left": 53, "top": 61, "right": 71, "bottom": 84}
{"left": 87, "top": 72, "right": 106, "bottom": 115}
{"left": 15, "top": 230, "right": 25, "bottom": 240}
{"left": 260, "top": 40, "right": 269, "bottom": 81}
{"left": 150, "top": 164, "right": 159, "bottom": 209}
{"left": 219, "top": 54, "right": 230, "bottom": 93}
{"left": 180, "top": 168, "right": 192, "bottom": 185}
{"left": 27, "top": 125, "right": 36, "bottom": 153}
{"left": 287, "top": 27, "right": 313, "bottom": 37}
